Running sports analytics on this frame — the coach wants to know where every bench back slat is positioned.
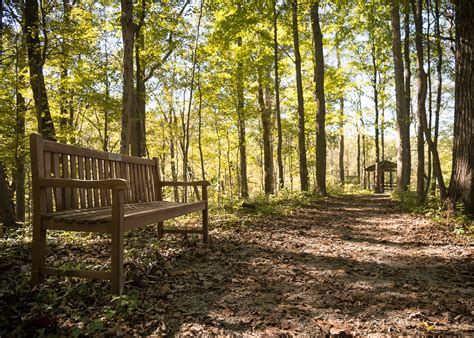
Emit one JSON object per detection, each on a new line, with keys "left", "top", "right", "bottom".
{"left": 70, "top": 155, "right": 78, "bottom": 209}
{"left": 30, "top": 134, "right": 161, "bottom": 213}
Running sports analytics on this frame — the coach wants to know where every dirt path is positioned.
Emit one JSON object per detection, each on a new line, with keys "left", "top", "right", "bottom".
{"left": 158, "top": 194, "right": 473, "bottom": 335}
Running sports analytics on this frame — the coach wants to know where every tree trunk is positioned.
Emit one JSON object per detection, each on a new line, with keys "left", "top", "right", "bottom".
{"left": 292, "top": 0, "right": 309, "bottom": 192}
{"left": 336, "top": 46, "right": 344, "bottom": 185}
{"left": 198, "top": 81, "right": 205, "bottom": 181}
{"left": 169, "top": 109, "right": 179, "bottom": 202}
{"left": 58, "top": 0, "right": 71, "bottom": 143}
{"left": 410, "top": 0, "right": 425, "bottom": 203}
{"left": 449, "top": 0, "right": 474, "bottom": 214}
{"left": 412, "top": 0, "right": 447, "bottom": 201}
{"left": 0, "top": 163, "right": 16, "bottom": 228}
{"left": 432, "top": 0, "right": 442, "bottom": 195}
{"left": 311, "top": 2, "right": 326, "bottom": 195}
{"left": 15, "top": 38, "right": 27, "bottom": 222}
{"left": 357, "top": 132, "right": 361, "bottom": 185}
{"left": 132, "top": 30, "right": 146, "bottom": 157}
{"left": 226, "top": 129, "right": 233, "bottom": 200}
{"left": 404, "top": 4, "right": 412, "bottom": 187}
{"left": 120, "top": 0, "right": 135, "bottom": 155}
{"left": 103, "top": 45, "right": 111, "bottom": 151}
{"left": 273, "top": 1, "right": 284, "bottom": 190}
{"left": 24, "top": 0, "right": 56, "bottom": 141}
{"left": 237, "top": 36, "right": 249, "bottom": 199}
{"left": 391, "top": 0, "right": 411, "bottom": 192}
{"left": 426, "top": 0, "right": 433, "bottom": 199}
{"left": 371, "top": 42, "right": 382, "bottom": 193}
{"left": 258, "top": 69, "right": 275, "bottom": 195}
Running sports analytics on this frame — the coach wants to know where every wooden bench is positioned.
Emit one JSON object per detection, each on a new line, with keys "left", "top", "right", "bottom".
{"left": 30, "top": 133, "right": 209, "bottom": 295}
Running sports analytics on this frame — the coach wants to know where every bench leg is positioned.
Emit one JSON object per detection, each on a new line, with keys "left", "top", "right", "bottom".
{"left": 111, "top": 191, "right": 125, "bottom": 295}
{"left": 31, "top": 223, "right": 46, "bottom": 287}
{"left": 157, "top": 221, "right": 164, "bottom": 240}
{"left": 202, "top": 208, "right": 209, "bottom": 244}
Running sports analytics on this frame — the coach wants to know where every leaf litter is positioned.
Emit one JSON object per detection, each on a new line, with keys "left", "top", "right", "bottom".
{"left": 0, "top": 194, "right": 473, "bottom": 335}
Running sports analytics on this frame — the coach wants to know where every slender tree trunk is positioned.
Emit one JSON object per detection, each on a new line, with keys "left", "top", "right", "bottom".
{"left": 132, "top": 30, "right": 146, "bottom": 157}
{"left": 311, "top": 2, "right": 327, "bottom": 195}
{"left": 58, "top": 0, "right": 71, "bottom": 143}
{"left": 273, "top": 1, "right": 284, "bottom": 190}
{"left": 412, "top": 0, "right": 447, "bottom": 201}
{"left": 226, "top": 129, "right": 233, "bottom": 200}
{"left": 103, "top": 45, "right": 111, "bottom": 151}
{"left": 426, "top": 0, "right": 433, "bottom": 198}
{"left": 391, "top": 0, "right": 411, "bottom": 192}
{"left": 336, "top": 46, "right": 344, "bottom": 185}
{"left": 292, "top": 0, "right": 309, "bottom": 192}
{"left": 120, "top": 0, "right": 135, "bottom": 155}
{"left": 197, "top": 81, "right": 205, "bottom": 181}
{"left": 432, "top": 0, "right": 442, "bottom": 195}
{"left": 214, "top": 121, "right": 222, "bottom": 202}
{"left": 357, "top": 132, "right": 361, "bottom": 185}
{"left": 371, "top": 42, "right": 381, "bottom": 193}
{"left": 15, "top": 38, "right": 27, "bottom": 222}
{"left": 362, "top": 126, "right": 367, "bottom": 189}
{"left": 258, "top": 69, "right": 275, "bottom": 194}
{"left": 237, "top": 36, "right": 248, "bottom": 199}
{"left": 0, "top": 163, "right": 16, "bottom": 227}
{"left": 24, "top": 0, "right": 56, "bottom": 140}
{"left": 449, "top": 0, "right": 474, "bottom": 214}
{"left": 381, "top": 82, "right": 386, "bottom": 162}
{"left": 181, "top": 0, "right": 203, "bottom": 201}
{"left": 410, "top": 0, "right": 425, "bottom": 203}
{"left": 404, "top": 4, "right": 412, "bottom": 187}
{"left": 169, "top": 109, "right": 179, "bottom": 202}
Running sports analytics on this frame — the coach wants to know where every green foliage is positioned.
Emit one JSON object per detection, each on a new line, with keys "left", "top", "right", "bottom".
{"left": 391, "top": 191, "right": 474, "bottom": 240}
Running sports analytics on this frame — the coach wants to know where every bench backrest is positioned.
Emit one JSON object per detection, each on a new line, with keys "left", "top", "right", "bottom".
{"left": 30, "top": 134, "right": 161, "bottom": 213}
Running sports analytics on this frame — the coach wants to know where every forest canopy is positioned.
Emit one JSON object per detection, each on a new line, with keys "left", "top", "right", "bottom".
{"left": 0, "top": 0, "right": 473, "bottom": 226}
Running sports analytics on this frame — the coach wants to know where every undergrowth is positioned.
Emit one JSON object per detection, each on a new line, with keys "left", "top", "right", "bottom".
{"left": 391, "top": 190, "right": 474, "bottom": 239}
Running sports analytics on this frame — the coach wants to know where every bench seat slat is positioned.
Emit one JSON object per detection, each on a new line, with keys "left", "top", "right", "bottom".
{"left": 42, "top": 201, "right": 205, "bottom": 226}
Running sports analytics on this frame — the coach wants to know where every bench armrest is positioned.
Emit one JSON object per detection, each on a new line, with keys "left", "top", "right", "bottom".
{"left": 160, "top": 180, "right": 210, "bottom": 187}
{"left": 38, "top": 178, "right": 130, "bottom": 190}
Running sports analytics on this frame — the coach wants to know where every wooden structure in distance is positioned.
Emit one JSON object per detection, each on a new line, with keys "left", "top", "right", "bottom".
{"left": 364, "top": 160, "right": 397, "bottom": 192}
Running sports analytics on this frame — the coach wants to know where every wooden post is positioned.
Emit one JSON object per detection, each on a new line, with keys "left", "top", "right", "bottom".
{"left": 202, "top": 184, "right": 209, "bottom": 244}
{"left": 111, "top": 189, "right": 125, "bottom": 295}
{"left": 390, "top": 171, "right": 393, "bottom": 190}
{"left": 30, "top": 133, "right": 47, "bottom": 287}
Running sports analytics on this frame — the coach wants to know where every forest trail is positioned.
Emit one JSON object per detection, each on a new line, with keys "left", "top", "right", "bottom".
{"left": 160, "top": 194, "right": 474, "bottom": 335}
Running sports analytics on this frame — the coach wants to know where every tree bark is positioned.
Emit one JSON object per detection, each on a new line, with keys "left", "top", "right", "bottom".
{"left": 120, "top": 0, "right": 135, "bottom": 155}
{"left": 58, "top": 0, "right": 71, "bottom": 143}
{"left": 412, "top": 0, "right": 447, "bottom": 201}
{"left": 15, "top": 37, "right": 27, "bottom": 222}
{"left": 449, "top": 0, "right": 474, "bottom": 214}
{"left": 404, "top": 4, "right": 412, "bottom": 187}
{"left": 391, "top": 0, "right": 411, "bottom": 192}
{"left": 237, "top": 36, "right": 249, "bottom": 199}
{"left": 131, "top": 30, "right": 146, "bottom": 157}
{"left": 257, "top": 69, "right": 275, "bottom": 195}
{"left": 273, "top": 1, "right": 284, "bottom": 190}
{"left": 0, "top": 163, "right": 16, "bottom": 227}
{"left": 24, "top": 0, "right": 56, "bottom": 141}
{"left": 311, "top": 1, "right": 327, "bottom": 195}
{"left": 432, "top": 0, "right": 442, "bottom": 195}
{"left": 371, "top": 41, "right": 381, "bottom": 193}
{"left": 410, "top": 0, "right": 425, "bottom": 203}
{"left": 336, "top": 46, "right": 344, "bottom": 185}
{"left": 292, "top": 0, "right": 309, "bottom": 192}
{"left": 198, "top": 80, "right": 205, "bottom": 181}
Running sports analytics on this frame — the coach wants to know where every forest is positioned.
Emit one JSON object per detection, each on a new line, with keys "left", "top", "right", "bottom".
{"left": 0, "top": 0, "right": 473, "bottom": 335}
